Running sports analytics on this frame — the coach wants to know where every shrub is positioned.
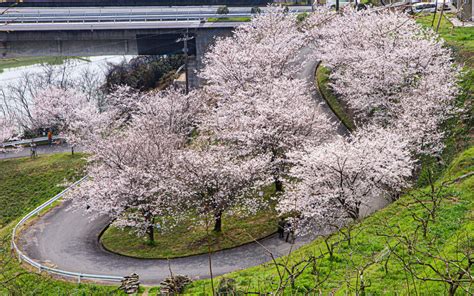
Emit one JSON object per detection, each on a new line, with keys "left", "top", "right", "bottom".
{"left": 251, "top": 6, "right": 261, "bottom": 14}
{"left": 217, "top": 6, "right": 229, "bottom": 15}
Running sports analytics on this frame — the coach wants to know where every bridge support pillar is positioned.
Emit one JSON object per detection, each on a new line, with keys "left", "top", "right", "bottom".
{"left": 191, "top": 28, "right": 233, "bottom": 89}
{"left": 0, "top": 40, "right": 6, "bottom": 58}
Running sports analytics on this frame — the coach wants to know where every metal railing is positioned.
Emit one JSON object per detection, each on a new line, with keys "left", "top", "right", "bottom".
{"left": 0, "top": 12, "right": 253, "bottom": 24}
{"left": 11, "top": 176, "right": 124, "bottom": 284}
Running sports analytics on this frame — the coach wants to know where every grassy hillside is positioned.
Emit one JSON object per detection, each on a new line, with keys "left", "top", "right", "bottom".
{"left": 0, "top": 154, "right": 126, "bottom": 295}
{"left": 0, "top": 153, "right": 86, "bottom": 228}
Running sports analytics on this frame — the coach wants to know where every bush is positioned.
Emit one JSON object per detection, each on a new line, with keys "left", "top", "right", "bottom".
{"left": 297, "top": 12, "right": 309, "bottom": 22}
{"left": 217, "top": 278, "right": 240, "bottom": 295}
{"left": 217, "top": 6, "right": 229, "bottom": 15}
{"left": 103, "top": 55, "right": 185, "bottom": 93}
{"left": 251, "top": 6, "right": 261, "bottom": 14}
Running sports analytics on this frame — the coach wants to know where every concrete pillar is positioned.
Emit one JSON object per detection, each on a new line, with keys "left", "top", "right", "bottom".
{"left": 0, "top": 41, "right": 6, "bottom": 58}
{"left": 192, "top": 28, "right": 233, "bottom": 89}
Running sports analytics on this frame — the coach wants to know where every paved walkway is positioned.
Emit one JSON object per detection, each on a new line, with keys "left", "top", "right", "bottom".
{"left": 0, "top": 143, "right": 79, "bottom": 160}
{"left": 19, "top": 200, "right": 318, "bottom": 285}
{"left": 16, "top": 52, "right": 362, "bottom": 285}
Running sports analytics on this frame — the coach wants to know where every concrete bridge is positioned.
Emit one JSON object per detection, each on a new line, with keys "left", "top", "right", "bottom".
{"left": 0, "top": 6, "right": 310, "bottom": 87}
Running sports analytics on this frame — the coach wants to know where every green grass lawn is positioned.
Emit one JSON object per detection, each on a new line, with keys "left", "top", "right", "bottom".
{"left": 101, "top": 210, "right": 277, "bottom": 259}
{"left": 416, "top": 14, "right": 474, "bottom": 63}
{"left": 0, "top": 57, "right": 71, "bottom": 74}
{"left": 207, "top": 17, "right": 251, "bottom": 22}
{"left": 0, "top": 153, "right": 86, "bottom": 228}
{"left": 315, "top": 65, "right": 356, "bottom": 131}
{"left": 0, "top": 153, "right": 128, "bottom": 295}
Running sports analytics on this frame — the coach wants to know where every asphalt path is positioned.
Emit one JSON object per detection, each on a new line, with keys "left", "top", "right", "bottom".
{"left": 19, "top": 200, "right": 318, "bottom": 285}
{"left": 15, "top": 50, "right": 384, "bottom": 285}
{"left": 0, "top": 143, "right": 80, "bottom": 160}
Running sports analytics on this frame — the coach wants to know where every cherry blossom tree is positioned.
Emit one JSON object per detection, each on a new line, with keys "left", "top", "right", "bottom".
{"left": 71, "top": 130, "right": 178, "bottom": 243}
{"left": 0, "top": 117, "right": 17, "bottom": 153}
{"left": 200, "top": 5, "right": 306, "bottom": 98}
{"left": 100, "top": 85, "right": 146, "bottom": 129}
{"left": 173, "top": 145, "right": 269, "bottom": 232}
{"left": 200, "top": 7, "right": 336, "bottom": 192}
{"left": 67, "top": 88, "right": 204, "bottom": 243}
{"left": 314, "top": 9, "right": 459, "bottom": 155}
{"left": 30, "top": 87, "right": 102, "bottom": 152}
{"left": 201, "top": 76, "right": 333, "bottom": 192}
{"left": 278, "top": 127, "right": 413, "bottom": 235}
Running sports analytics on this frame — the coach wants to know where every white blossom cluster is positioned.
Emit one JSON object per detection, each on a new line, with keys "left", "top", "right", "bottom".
{"left": 0, "top": 117, "right": 17, "bottom": 152}
{"left": 314, "top": 9, "right": 459, "bottom": 155}
{"left": 277, "top": 8, "right": 459, "bottom": 233}
{"left": 29, "top": 7, "right": 460, "bottom": 237}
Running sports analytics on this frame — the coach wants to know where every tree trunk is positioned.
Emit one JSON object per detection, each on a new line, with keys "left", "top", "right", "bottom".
{"left": 146, "top": 217, "right": 155, "bottom": 244}
{"left": 431, "top": 0, "right": 438, "bottom": 27}
{"left": 213, "top": 211, "right": 223, "bottom": 232}
{"left": 274, "top": 177, "right": 283, "bottom": 192}
{"left": 147, "top": 225, "right": 154, "bottom": 243}
{"left": 436, "top": 0, "right": 446, "bottom": 32}
{"left": 71, "top": 146, "right": 74, "bottom": 156}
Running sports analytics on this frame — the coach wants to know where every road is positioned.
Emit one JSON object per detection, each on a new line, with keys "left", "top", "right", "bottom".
{"left": 0, "top": 143, "right": 79, "bottom": 160}
{"left": 15, "top": 51, "right": 381, "bottom": 286}
{"left": 0, "top": 6, "right": 312, "bottom": 31}
{"left": 19, "top": 200, "right": 318, "bottom": 285}
{"left": 0, "top": 20, "right": 242, "bottom": 31}
{"left": 0, "top": 136, "right": 81, "bottom": 160}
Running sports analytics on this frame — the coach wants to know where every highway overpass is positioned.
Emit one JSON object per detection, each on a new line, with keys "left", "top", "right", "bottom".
{"left": 0, "top": 6, "right": 311, "bottom": 86}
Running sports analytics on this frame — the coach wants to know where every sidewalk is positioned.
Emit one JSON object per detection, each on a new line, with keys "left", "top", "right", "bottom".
{"left": 1, "top": 135, "right": 62, "bottom": 148}
{"left": 0, "top": 142, "right": 82, "bottom": 160}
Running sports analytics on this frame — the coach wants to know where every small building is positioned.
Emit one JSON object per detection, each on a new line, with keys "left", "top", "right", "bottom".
{"left": 457, "top": 0, "right": 473, "bottom": 21}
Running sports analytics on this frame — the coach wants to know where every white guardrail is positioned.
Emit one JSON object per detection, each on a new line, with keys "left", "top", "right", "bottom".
{"left": 0, "top": 13, "right": 252, "bottom": 24}
{"left": 11, "top": 176, "right": 124, "bottom": 284}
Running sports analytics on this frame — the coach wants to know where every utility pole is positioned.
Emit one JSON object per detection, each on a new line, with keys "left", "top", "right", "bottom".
{"left": 176, "top": 29, "right": 194, "bottom": 95}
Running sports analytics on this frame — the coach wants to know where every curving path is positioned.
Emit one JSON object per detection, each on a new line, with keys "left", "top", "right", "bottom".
{"left": 0, "top": 143, "right": 82, "bottom": 160}
{"left": 16, "top": 52, "right": 359, "bottom": 285}
{"left": 19, "top": 200, "right": 318, "bottom": 285}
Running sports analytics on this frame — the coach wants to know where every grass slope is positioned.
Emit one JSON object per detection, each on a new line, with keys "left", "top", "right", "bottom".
{"left": 0, "top": 57, "right": 69, "bottom": 74}
{"left": 0, "top": 153, "right": 86, "bottom": 228}
{"left": 101, "top": 210, "right": 277, "bottom": 259}
{"left": 207, "top": 16, "right": 251, "bottom": 22}
{"left": 315, "top": 65, "right": 356, "bottom": 131}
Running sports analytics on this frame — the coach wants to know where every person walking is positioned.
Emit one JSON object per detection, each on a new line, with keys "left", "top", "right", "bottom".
{"left": 285, "top": 221, "right": 294, "bottom": 243}
{"left": 30, "top": 140, "right": 37, "bottom": 158}
{"left": 277, "top": 217, "right": 286, "bottom": 239}
{"left": 47, "top": 130, "right": 53, "bottom": 147}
